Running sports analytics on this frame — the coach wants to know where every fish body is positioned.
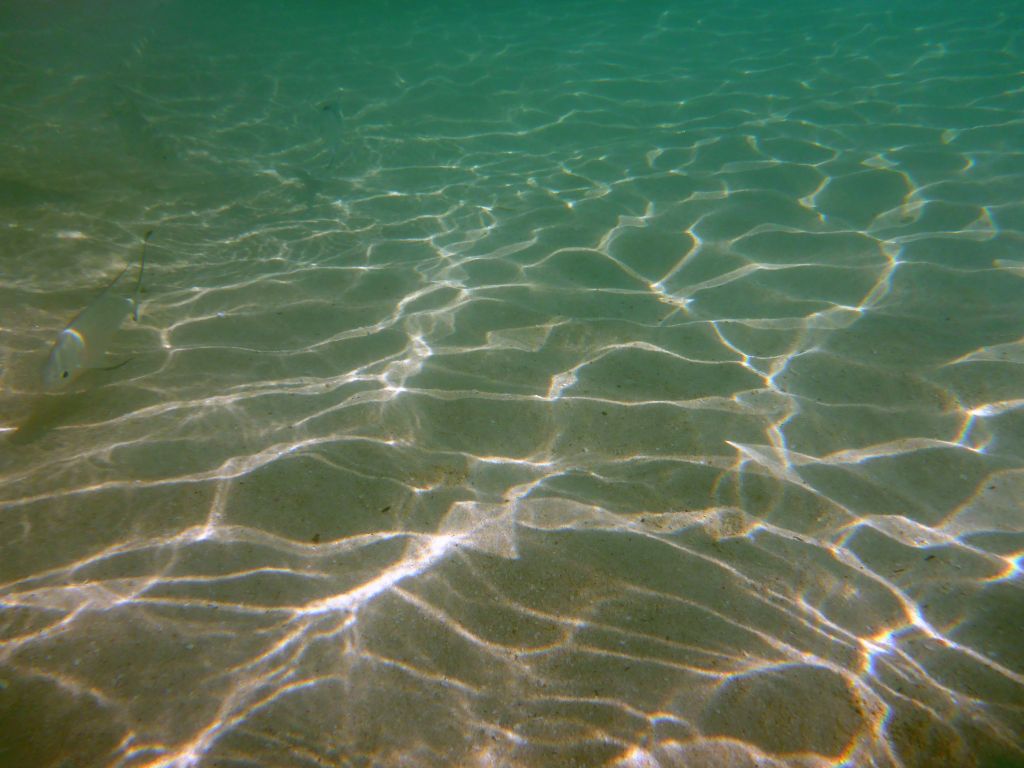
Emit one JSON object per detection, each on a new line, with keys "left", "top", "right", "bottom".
{"left": 42, "top": 290, "right": 134, "bottom": 389}
{"left": 41, "top": 231, "right": 151, "bottom": 391}
{"left": 318, "top": 101, "right": 344, "bottom": 169}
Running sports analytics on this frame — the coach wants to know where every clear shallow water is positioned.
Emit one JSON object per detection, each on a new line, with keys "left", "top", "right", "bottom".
{"left": 1, "top": 1, "right": 1023, "bottom": 766}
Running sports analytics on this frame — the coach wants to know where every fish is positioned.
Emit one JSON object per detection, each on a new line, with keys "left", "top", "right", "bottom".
{"left": 318, "top": 100, "right": 344, "bottom": 170}
{"left": 41, "top": 230, "right": 152, "bottom": 391}
{"left": 111, "top": 89, "right": 176, "bottom": 164}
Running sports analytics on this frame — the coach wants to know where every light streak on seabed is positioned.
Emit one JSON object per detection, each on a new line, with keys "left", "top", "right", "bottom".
{"left": 113, "top": 531, "right": 467, "bottom": 768}
{"left": 94, "top": 463, "right": 533, "bottom": 765}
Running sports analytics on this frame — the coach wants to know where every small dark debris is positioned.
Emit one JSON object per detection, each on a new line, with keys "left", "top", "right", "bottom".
{"left": 311, "top": 533, "right": 321, "bottom": 544}
{"left": 924, "top": 554, "right": 936, "bottom": 561}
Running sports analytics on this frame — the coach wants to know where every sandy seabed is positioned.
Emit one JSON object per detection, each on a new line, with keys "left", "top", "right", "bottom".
{"left": 1, "top": 2, "right": 1022, "bottom": 766}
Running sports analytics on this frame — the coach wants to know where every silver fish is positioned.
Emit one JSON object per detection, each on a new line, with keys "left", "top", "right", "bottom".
{"left": 42, "top": 230, "right": 151, "bottom": 391}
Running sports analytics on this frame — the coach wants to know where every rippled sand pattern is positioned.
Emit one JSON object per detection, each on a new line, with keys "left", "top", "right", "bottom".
{"left": 1, "top": 2, "right": 1023, "bottom": 766}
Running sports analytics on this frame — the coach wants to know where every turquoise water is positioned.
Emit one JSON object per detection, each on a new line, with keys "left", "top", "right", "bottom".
{"left": 1, "top": 1, "right": 1023, "bottom": 766}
